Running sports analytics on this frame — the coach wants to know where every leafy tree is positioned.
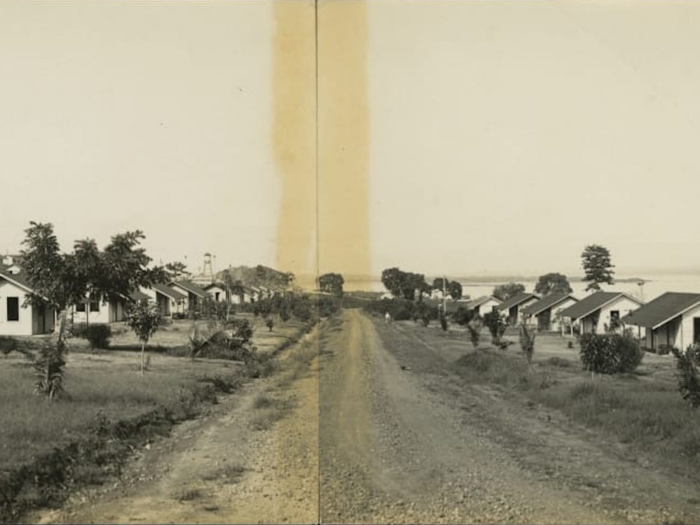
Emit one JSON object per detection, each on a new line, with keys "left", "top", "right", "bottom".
{"left": 381, "top": 267, "right": 404, "bottom": 298}
{"left": 432, "top": 278, "right": 463, "bottom": 300}
{"left": 453, "top": 306, "right": 474, "bottom": 326}
{"left": 492, "top": 282, "right": 525, "bottom": 301}
{"left": 125, "top": 301, "right": 162, "bottom": 375}
{"left": 20, "top": 222, "right": 166, "bottom": 395}
{"left": 381, "top": 267, "right": 428, "bottom": 301}
{"left": 165, "top": 261, "right": 190, "bottom": 281}
{"left": 534, "top": 272, "right": 573, "bottom": 296}
{"left": 318, "top": 272, "right": 345, "bottom": 297}
{"left": 266, "top": 317, "right": 275, "bottom": 332}
{"left": 581, "top": 244, "right": 615, "bottom": 292}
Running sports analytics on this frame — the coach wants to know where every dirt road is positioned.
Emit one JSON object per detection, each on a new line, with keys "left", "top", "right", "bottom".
{"left": 27, "top": 310, "right": 700, "bottom": 524}
{"left": 319, "top": 310, "right": 700, "bottom": 524}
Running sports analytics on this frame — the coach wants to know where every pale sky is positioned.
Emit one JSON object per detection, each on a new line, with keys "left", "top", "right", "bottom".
{"left": 2, "top": 2, "right": 700, "bottom": 279}
{"left": 368, "top": 1, "right": 700, "bottom": 277}
{"left": 0, "top": 1, "right": 278, "bottom": 275}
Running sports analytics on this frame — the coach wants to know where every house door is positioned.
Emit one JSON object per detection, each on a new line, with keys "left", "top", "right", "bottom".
{"left": 538, "top": 310, "right": 551, "bottom": 331}
{"left": 37, "top": 305, "right": 46, "bottom": 333}
{"left": 693, "top": 318, "right": 700, "bottom": 344}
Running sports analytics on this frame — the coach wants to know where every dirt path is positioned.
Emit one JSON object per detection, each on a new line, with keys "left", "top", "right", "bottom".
{"left": 319, "top": 310, "right": 700, "bottom": 524}
{"left": 27, "top": 329, "right": 320, "bottom": 525}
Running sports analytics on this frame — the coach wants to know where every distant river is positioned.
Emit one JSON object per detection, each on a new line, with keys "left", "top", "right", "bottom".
{"left": 344, "top": 274, "right": 700, "bottom": 303}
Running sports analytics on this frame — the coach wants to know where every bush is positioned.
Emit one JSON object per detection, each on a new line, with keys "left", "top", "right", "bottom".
{"left": 484, "top": 311, "right": 506, "bottom": 344}
{"left": 579, "top": 332, "right": 644, "bottom": 374}
{"left": 453, "top": 306, "right": 474, "bottom": 326}
{"left": 671, "top": 345, "right": 700, "bottom": 408}
{"left": 519, "top": 323, "right": 536, "bottom": 363}
{"left": 83, "top": 325, "right": 112, "bottom": 350}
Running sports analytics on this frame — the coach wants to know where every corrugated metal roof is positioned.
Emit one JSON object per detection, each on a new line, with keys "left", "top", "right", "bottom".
{"left": 521, "top": 293, "right": 577, "bottom": 317}
{"left": 170, "top": 281, "right": 208, "bottom": 298}
{"left": 558, "top": 291, "right": 637, "bottom": 320}
{"left": 622, "top": 292, "right": 700, "bottom": 329}
{"left": 154, "top": 283, "right": 187, "bottom": 301}
{"left": 467, "top": 295, "right": 501, "bottom": 309}
{"left": 496, "top": 292, "right": 538, "bottom": 311}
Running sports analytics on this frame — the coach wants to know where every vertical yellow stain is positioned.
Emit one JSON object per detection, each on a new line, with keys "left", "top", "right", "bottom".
{"left": 273, "top": 1, "right": 317, "bottom": 286}
{"left": 274, "top": 1, "right": 370, "bottom": 288}
{"left": 317, "top": 1, "right": 371, "bottom": 283}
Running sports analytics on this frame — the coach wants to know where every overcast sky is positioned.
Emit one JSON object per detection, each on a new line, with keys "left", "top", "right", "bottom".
{"left": 2, "top": 2, "right": 700, "bottom": 279}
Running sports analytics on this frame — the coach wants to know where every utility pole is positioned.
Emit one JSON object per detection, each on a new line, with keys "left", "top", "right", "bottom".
{"left": 443, "top": 275, "right": 447, "bottom": 314}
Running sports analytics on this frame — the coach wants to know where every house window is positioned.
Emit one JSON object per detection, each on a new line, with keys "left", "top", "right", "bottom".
{"left": 76, "top": 302, "right": 86, "bottom": 312}
{"left": 89, "top": 301, "right": 100, "bottom": 312}
{"left": 7, "top": 297, "right": 19, "bottom": 321}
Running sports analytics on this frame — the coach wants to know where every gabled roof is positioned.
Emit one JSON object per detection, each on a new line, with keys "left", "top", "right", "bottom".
{"left": 622, "top": 292, "right": 700, "bottom": 330}
{"left": 0, "top": 270, "right": 34, "bottom": 293}
{"left": 521, "top": 293, "right": 577, "bottom": 317}
{"left": 559, "top": 291, "right": 641, "bottom": 320}
{"left": 129, "top": 289, "right": 151, "bottom": 302}
{"left": 154, "top": 283, "right": 188, "bottom": 301}
{"left": 169, "top": 281, "right": 208, "bottom": 298}
{"left": 496, "top": 292, "right": 539, "bottom": 311}
{"left": 204, "top": 282, "right": 226, "bottom": 291}
{"left": 467, "top": 295, "right": 502, "bottom": 309}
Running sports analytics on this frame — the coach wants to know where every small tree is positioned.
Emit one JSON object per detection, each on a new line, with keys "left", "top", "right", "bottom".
{"left": 519, "top": 323, "right": 536, "bottom": 363}
{"left": 581, "top": 244, "right": 615, "bottom": 292}
{"left": 493, "top": 282, "right": 525, "bottom": 301}
{"left": 125, "top": 301, "right": 162, "bottom": 375}
{"left": 484, "top": 310, "right": 507, "bottom": 345}
{"left": 671, "top": 345, "right": 700, "bottom": 408}
{"left": 466, "top": 317, "right": 483, "bottom": 348}
{"left": 266, "top": 317, "right": 275, "bottom": 332}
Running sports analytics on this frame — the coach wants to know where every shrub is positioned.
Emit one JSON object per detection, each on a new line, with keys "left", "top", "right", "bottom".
{"left": 83, "top": 324, "right": 112, "bottom": 350}
{"left": 453, "top": 306, "right": 474, "bottom": 326}
{"left": 484, "top": 311, "right": 507, "bottom": 344}
{"left": 466, "top": 317, "right": 483, "bottom": 348}
{"left": 265, "top": 318, "right": 274, "bottom": 332}
{"left": 519, "top": 323, "right": 536, "bottom": 363}
{"left": 671, "top": 345, "right": 700, "bottom": 408}
{"left": 579, "top": 332, "right": 643, "bottom": 374}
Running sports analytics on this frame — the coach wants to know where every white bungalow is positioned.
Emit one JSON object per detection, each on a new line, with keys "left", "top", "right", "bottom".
{"left": 496, "top": 292, "right": 540, "bottom": 326}
{"left": 0, "top": 270, "right": 56, "bottom": 336}
{"left": 622, "top": 292, "right": 700, "bottom": 352}
{"left": 559, "top": 291, "right": 643, "bottom": 336}
{"left": 464, "top": 295, "right": 502, "bottom": 317}
{"left": 204, "top": 283, "right": 227, "bottom": 302}
{"left": 521, "top": 292, "right": 578, "bottom": 332}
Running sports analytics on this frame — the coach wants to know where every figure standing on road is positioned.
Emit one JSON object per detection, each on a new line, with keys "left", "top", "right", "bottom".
{"left": 385, "top": 312, "right": 392, "bottom": 324}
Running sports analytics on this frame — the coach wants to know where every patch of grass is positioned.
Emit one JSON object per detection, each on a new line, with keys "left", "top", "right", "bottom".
{"left": 453, "top": 340, "right": 700, "bottom": 479}
{"left": 173, "top": 487, "right": 204, "bottom": 502}
{"left": 249, "top": 396, "right": 294, "bottom": 431}
{"left": 545, "top": 356, "right": 575, "bottom": 368}
{"left": 202, "top": 463, "right": 246, "bottom": 483}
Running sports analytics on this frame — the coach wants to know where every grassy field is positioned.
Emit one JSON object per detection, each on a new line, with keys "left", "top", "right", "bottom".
{"left": 0, "top": 316, "right": 309, "bottom": 472}
{"left": 398, "top": 320, "right": 700, "bottom": 478}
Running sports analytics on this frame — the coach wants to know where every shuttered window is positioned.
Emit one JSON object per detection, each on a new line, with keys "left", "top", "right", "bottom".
{"left": 7, "top": 297, "right": 19, "bottom": 321}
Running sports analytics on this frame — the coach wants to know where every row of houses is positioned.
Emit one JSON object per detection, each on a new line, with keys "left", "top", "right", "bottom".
{"left": 385, "top": 282, "right": 700, "bottom": 352}
{"left": 493, "top": 289, "right": 700, "bottom": 352}
{"left": 0, "top": 255, "right": 287, "bottom": 336}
